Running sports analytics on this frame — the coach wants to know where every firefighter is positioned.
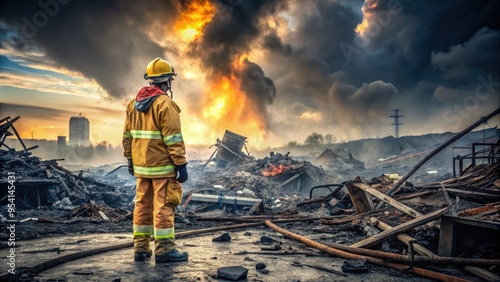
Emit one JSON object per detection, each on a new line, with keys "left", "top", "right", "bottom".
{"left": 123, "top": 57, "right": 189, "bottom": 263}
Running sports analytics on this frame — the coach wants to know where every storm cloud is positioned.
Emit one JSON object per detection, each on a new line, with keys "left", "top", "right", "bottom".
{"left": 188, "top": 0, "right": 281, "bottom": 124}
{"left": 1, "top": 0, "right": 498, "bottom": 143}
{"left": 0, "top": 0, "right": 177, "bottom": 98}
{"left": 0, "top": 103, "right": 73, "bottom": 120}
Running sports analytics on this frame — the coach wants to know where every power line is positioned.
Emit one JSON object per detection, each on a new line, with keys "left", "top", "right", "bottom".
{"left": 390, "top": 109, "right": 404, "bottom": 138}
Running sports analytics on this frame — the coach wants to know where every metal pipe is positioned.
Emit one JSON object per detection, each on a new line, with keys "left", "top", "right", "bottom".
{"left": 194, "top": 216, "right": 323, "bottom": 223}
{"left": 322, "top": 241, "right": 500, "bottom": 267}
{"left": 264, "top": 220, "right": 470, "bottom": 282}
{"left": 296, "top": 184, "right": 344, "bottom": 207}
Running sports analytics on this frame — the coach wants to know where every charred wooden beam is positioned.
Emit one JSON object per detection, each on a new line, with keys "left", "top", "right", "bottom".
{"left": 350, "top": 207, "right": 449, "bottom": 248}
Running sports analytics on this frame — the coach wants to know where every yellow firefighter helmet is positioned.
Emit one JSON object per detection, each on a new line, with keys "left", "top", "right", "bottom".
{"left": 144, "top": 58, "right": 177, "bottom": 83}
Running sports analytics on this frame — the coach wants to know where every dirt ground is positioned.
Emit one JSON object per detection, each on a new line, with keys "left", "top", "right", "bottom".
{"left": 0, "top": 206, "right": 484, "bottom": 282}
{"left": 1, "top": 153, "right": 499, "bottom": 281}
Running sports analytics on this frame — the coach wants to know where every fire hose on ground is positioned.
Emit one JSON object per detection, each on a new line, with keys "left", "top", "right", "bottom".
{"left": 3, "top": 219, "right": 499, "bottom": 281}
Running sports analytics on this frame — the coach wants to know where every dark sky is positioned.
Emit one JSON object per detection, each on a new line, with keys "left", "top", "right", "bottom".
{"left": 1, "top": 0, "right": 499, "bottom": 144}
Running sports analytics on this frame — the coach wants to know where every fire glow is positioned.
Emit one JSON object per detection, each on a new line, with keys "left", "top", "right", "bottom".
{"left": 261, "top": 163, "right": 292, "bottom": 177}
{"left": 173, "top": 0, "right": 269, "bottom": 148}
{"left": 355, "top": 0, "right": 379, "bottom": 35}
{"left": 174, "top": 0, "right": 215, "bottom": 42}
{"left": 201, "top": 71, "right": 268, "bottom": 145}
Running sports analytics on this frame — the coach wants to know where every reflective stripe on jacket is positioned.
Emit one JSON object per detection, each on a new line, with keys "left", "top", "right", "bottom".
{"left": 123, "top": 92, "right": 186, "bottom": 178}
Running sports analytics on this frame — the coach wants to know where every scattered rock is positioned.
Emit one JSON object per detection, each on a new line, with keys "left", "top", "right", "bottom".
{"left": 256, "top": 262, "right": 266, "bottom": 270}
{"left": 341, "top": 258, "right": 369, "bottom": 273}
{"left": 260, "top": 235, "right": 280, "bottom": 245}
{"left": 258, "top": 269, "right": 270, "bottom": 274}
{"left": 217, "top": 266, "right": 248, "bottom": 281}
{"left": 381, "top": 241, "right": 391, "bottom": 252}
{"left": 212, "top": 232, "right": 231, "bottom": 242}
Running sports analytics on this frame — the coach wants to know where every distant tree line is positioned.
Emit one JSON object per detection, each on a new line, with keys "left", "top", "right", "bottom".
{"left": 286, "top": 132, "right": 337, "bottom": 147}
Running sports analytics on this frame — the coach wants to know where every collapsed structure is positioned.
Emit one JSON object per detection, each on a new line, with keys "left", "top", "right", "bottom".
{"left": 0, "top": 116, "right": 132, "bottom": 214}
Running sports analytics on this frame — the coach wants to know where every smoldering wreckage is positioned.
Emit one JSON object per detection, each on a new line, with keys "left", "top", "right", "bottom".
{"left": 1, "top": 113, "right": 500, "bottom": 282}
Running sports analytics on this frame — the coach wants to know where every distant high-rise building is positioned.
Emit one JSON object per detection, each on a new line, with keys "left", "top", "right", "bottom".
{"left": 57, "top": 136, "right": 67, "bottom": 148}
{"left": 69, "top": 113, "right": 90, "bottom": 146}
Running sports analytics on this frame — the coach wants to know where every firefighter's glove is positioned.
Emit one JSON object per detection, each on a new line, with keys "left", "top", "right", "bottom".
{"left": 175, "top": 163, "right": 188, "bottom": 183}
{"left": 127, "top": 159, "right": 134, "bottom": 176}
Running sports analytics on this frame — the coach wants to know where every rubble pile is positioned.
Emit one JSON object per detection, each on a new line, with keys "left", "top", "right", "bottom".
{"left": 253, "top": 152, "right": 326, "bottom": 181}
{"left": 0, "top": 150, "right": 127, "bottom": 209}
{"left": 68, "top": 201, "right": 131, "bottom": 222}
{"left": 186, "top": 152, "right": 332, "bottom": 211}
{"left": 445, "top": 161, "right": 500, "bottom": 191}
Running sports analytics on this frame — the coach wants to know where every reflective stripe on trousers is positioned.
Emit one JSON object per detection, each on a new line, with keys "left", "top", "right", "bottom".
{"left": 133, "top": 224, "right": 153, "bottom": 237}
{"left": 154, "top": 227, "right": 175, "bottom": 239}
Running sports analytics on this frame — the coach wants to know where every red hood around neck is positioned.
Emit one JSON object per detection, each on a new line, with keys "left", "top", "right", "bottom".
{"left": 136, "top": 86, "right": 164, "bottom": 101}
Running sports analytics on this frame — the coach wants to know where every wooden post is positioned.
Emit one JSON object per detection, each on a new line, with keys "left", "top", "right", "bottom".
{"left": 345, "top": 182, "right": 374, "bottom": 213}
{"left": 349, "top": 182, "right": 423, "bottom": 218}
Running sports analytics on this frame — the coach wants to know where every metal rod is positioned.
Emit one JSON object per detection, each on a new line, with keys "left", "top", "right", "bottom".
{"left": 9, "top": 120, "right": 28, "bottom": 150}
{"left": 380, "top": 107, "right": 500, "bottom": 207}
{"left": 203, "top": 146, "right": 219, "bottom": 167}
{"left": 219, "top": 143, "right": 247, "bottom": 162}
{"left": 323, "top": 241, "right": 500, "bottom": 266}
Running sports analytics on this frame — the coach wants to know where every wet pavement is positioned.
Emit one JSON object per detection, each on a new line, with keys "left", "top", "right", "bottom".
{"left": 0, "top": 229, "right": 438, "bottom": 282}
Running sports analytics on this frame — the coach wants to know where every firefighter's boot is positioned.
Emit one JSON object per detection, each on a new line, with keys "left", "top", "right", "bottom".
{"left": 154, "top": 238, "right": 188, "bottom": 263}
{"left": 134, "top": 235, "right": 152, "bottom": 261}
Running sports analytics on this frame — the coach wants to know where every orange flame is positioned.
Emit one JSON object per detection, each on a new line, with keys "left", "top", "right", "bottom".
{"left": 201, "top": 55, "right": 268, "bottom": 148}
{"left": 355, "top": 0, "right": 379, "bottom": 35}
{"left": 261, "top": 163, "right": 292, "bottom": 177}
{"left": 172, "top": 2, "right": 269, "bottom": 148}
{"left": 174, "top": 0, "right": 215, "bottom": 42}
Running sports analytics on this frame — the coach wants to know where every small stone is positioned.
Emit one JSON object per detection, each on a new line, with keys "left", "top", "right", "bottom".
{"left": 258, "top": 269, "right": 270, "bottom": 274}
{"left": 256, "top": 262, "right": 266, "bottom": 270}
{"left": 60, "top": 197, "right": 72, "bottom": 206}
{"left": 212, "top": 232, "right": 231, "bottom": 242}
{"left": 381, "top": 241, "right": 391, "bottom": 252}
{"left": 260, "top": 235, "right": 278, "bottom": 245}
{"left": 242, "top": 188, "right": 256, "bottom": 197}
{"left": 342, "top": 258, "right": 369, "bottom": 273}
